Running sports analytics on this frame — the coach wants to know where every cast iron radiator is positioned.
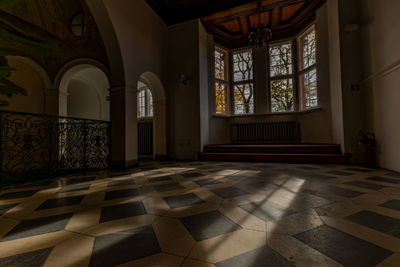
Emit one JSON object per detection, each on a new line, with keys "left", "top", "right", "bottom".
{"left": 138, "top": 121, "right": 153, "bottom": 156}
{"left": 232, "top": 121, "right": 300, "bottom": 143}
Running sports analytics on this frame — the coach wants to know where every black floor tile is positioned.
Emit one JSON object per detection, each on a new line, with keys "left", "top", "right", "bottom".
{"left": 295, "top": 225, "right": 392, "bottom": 267}
{"left": 380, "top": 200, "right": 400, "bottom": 211}
{"left": 89, "top": 225, "right": 160, "bottom": 267}
{"left": 0, "top": 204, "right": 17, "bottom": 216}
{"left": 154, "top": 182, "right": 185, "bottom": 192}
{"left": 305, "top": 173, "right": 335, "bottom": 180}
{"left": 258, "top": 171, "right": 278, "bottom": 178}
{"left": 325, "top": 170, "right": 354, "bottom": 176}
{"left": 0, "top": 190, "right": 38, "bottom": 200}
{"left": 345, "top": 168, "right": 374, "bottom": 173}
{"left": 287, "top": 191, "right": 333, "bottom": 208}
{"left": 181, "top": 210, "right": 241, "bottom": 241}
{"left": 58, "top": 184, "right": 90, "bottom": 193}
{"left": 104, "top": 188, "right": 139, "bottom": 200}
{"left": 241, "top": 200, "right": 295, "bottom": 222}
{"left": 216, "top": 246, "right": 294, "bottom": 267}
{"left": 226, "top": 175, "right": 250, "bottom": 181}
{"left": 148, "top": 176, "right": 172, "bottom": 182}
{"left": 164, "top": 193, "right": 204, "bottom": 209}
{"left": 212, "top": 187, "right": 248, "bottom": 199}
{"left": 0, "top": 247, "right": 53, "bottom": 267}
{"left": 107, "top": 179, "right": 135, "bottom": 187}
{"left": 0, "top": 213, "right": 73, "bottom": 242}
{"left": 194, "top": 178, "right": 221, "bottom": 186}
{"left": 319, "top": 186, "right": 363, "bottom": 198}
{"left": 36, "top": 195, "right": 84, "bottom": 210}
{"left": 182, "top": 172, "right": 205, "bottom": 179}
{"left": 99, "top": 202, "right": 146, "bottom": 223}
{"left": 296, "top": 166, "right": 320, "bottom": 171}
{"left": 346, "top": 210, "right": 400, "bottom": 238}
{"left": 367, "top": 176, "right": 400, "bottom": 184}
{"left": 343, "top": 181, "right": 385, "bottom": 190}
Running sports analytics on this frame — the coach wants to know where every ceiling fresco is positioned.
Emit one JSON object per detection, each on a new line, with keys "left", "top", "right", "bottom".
{"left": 0, "top": 0, "right": 108, "bottom": 78}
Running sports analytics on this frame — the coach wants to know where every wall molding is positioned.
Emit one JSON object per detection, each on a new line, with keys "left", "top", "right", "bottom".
{"left": 362, "top": 58, "right": 400, "bottom": 84}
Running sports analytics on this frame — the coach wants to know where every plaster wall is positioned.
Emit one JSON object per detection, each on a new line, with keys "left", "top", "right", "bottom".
{"left": 361, "top": 0, "right": 400, "bottom": 172}
{"left": 166, "top": 20, "right": 201, "bottom": 160}
{"left": 67, "top": 79, "right": 102, "bottom": 120}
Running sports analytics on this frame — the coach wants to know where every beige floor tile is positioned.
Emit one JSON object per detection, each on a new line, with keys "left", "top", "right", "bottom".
{"left": 85, "top": 214, "right": 159, "bottom": 237}
{"left": 142, "top": 196, "right": 171, "bottom": 216}
{"left": 321, "top": 216, "right": 400, "bottom": 252}
{"left": 189, "top": 229, "right": 266, "bottom": 263}
{"left": 0, "top": 231, "right": 76, "bottom": 258}
{"left": 116, "top": 253, "right": 183, "bottom": 267}
{"left": 44, "top": 234, "right": 94, "bottom": 267}
{"left": 65, "top": 207, "right": 102, "bottom": 233}
{"left": 153, "top": 217, "right": 195, "bottom": 257}
{"left": 166, "top": 203, "right": 220, "bottom": 218}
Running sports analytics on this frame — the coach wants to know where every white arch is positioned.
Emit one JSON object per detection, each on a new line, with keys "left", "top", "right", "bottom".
{"left": 54, "top": 58, "right": 110, "bottom": 93}
{"left": 138, "top": 72, "right": 166, "bottom": 102}
{"left": 55, "top": 58, "right": 110, "bottom": 120}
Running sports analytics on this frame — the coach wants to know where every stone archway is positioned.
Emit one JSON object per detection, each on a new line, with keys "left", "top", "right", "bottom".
{"left": 54, "top": 59, "right": 110, "bottom": 121}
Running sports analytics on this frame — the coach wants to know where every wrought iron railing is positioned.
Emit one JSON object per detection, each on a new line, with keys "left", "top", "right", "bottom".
{"left": 0, "top": 110, "right": 110, "bottom": 185}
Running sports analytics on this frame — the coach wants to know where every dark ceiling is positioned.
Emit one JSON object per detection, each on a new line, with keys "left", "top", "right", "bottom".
{"left": 146, "top": 0, "right": 326, "bottom": 48}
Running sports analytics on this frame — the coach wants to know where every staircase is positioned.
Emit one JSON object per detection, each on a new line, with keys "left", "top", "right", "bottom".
{"left": 199, "top": 144, "right": 351, "bottom": 164}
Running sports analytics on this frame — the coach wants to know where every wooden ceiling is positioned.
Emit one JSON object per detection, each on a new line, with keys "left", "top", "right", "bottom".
{"left": 146, "top": 0, "right": 326, "bottom": 48}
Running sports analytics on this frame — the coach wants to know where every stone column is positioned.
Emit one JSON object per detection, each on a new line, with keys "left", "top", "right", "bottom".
{"left": 44, "top": 89, "right": 69, "bottom": 116}
{"left": 109, "top": 86, "right": 138, "bottom": 168}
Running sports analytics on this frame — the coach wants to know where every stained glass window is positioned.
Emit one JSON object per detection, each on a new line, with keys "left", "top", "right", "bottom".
{"left": 215, "top": 48, "right": 228, "bottom": 114}
{"left": 269, "top": 42, "right": 294, "bottom": 113}
{"left": 232, "top": 49, "right": 254, "bottom": 115}
{"left": 299, "top": 26, "right": 318, "bottom": 109}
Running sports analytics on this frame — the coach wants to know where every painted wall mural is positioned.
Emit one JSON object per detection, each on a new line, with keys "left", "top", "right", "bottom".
{"left": 0, "top": 0, "right": 108, "bottom": 79}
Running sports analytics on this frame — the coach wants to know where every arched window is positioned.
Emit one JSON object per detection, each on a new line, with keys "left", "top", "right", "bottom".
{"left": 137, "top": 87, "right": 153, "bottom": 118}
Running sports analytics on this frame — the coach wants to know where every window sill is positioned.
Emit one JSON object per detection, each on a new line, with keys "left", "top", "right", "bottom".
{"left": 212, "top": 107, "right": 323, "bottom": 119}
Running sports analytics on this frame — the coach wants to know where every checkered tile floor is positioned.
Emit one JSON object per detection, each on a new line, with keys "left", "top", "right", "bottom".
{"left": 1, "top": 161, "right": 400, "bottom": 266}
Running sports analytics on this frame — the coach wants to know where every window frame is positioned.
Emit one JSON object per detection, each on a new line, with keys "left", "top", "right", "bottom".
{"left": 297, "top": 25, "right": 318, "bottom": 110}
{"left": 268, "top": 39, "right": 297, "bottom": 113}
{"left": 214, "top": 46, "right": 230, "bottom": 115}
{"left": 137, "top": 87, "right": 153, "bottom": 119}
{"left": 231, "top": 47, "right": 255, "bottom": 115}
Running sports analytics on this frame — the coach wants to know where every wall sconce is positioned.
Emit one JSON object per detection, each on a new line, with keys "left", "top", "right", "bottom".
{"left": 179, "top": 73, "right": 189, "bottom": 85}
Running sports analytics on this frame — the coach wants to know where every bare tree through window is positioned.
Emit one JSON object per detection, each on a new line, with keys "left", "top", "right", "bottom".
{"left": 299, "top": 26, "right": 318, "bottom": 109}
{"left": 269, "top": 43, "right": 294, "bottom": 112}
{"left": 233, "top": 50, "right": 254, "bottom": 114}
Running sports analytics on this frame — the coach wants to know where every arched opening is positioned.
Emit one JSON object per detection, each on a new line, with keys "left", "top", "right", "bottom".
{"left": 55, "top": 59, "right": 110, "bottom": 121}
{"left": 137, "top": 72, "right": 166, "bottom": 160}
{"left": 2, "top": 56, "right": 51, "bottom": 115}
